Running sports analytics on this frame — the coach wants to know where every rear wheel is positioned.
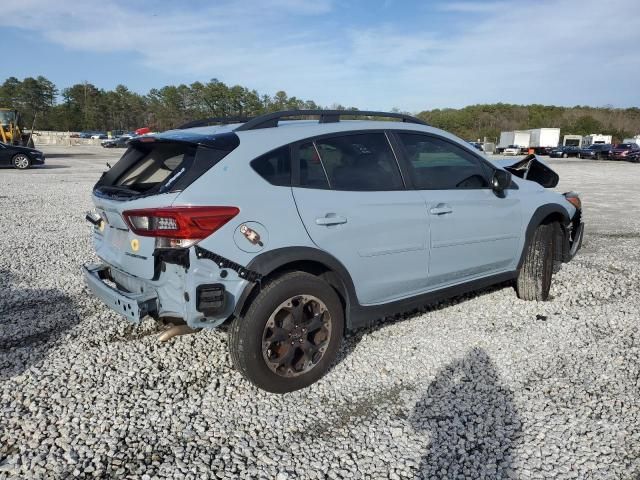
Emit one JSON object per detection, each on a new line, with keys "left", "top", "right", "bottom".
{"left": 229, "top": 271, "right": 344, "bottom": 393}
{"left": 12, "top": 154, "right": 31, "bottom": 170}
{"left": 516, "top": 223, "right": 554, "bottom": 301}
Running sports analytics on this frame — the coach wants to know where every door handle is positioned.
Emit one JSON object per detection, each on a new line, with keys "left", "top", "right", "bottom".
{"left": 315, "top": 214, "right": 347, "bottom": 226}
{"left": 429, "top": 204, "right": 453, "bottom": 216}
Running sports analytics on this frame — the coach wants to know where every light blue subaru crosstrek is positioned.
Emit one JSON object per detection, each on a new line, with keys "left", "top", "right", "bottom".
{"left": 83, "top": 110, "right": 584, "bottom": 392}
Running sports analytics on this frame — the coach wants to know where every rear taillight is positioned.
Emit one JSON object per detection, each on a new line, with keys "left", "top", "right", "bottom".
{"left": 122, "top": 206, "right": 239, "bottom": 248}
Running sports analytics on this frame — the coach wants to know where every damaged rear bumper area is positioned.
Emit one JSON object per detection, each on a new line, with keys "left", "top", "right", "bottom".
{"left": 83, "top": 264, "right": 158, "bottom": 324}
{"left": 82, "top": 247, "right": 261, "bottom": 327}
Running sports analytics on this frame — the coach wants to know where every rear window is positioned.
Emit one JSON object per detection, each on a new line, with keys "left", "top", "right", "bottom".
{"left": 115, "top": 143, "right": 193, "bottom": 190}
{"left": 94, "top": 134, "right": 239, "bottom": 199}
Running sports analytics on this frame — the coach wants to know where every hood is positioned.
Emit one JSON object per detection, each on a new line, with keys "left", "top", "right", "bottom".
{"left": 493, "top": 154, "right": 559, "bottom": 188}
{"left": 6, "top": 144, "right": 42, "bottom": 155}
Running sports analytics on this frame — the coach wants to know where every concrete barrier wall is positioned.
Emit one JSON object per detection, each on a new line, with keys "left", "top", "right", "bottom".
{"left": 32, "top": 131, "right": 104, "bottom": 146}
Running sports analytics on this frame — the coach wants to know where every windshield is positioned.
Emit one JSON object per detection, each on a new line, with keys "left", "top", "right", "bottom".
{"left": 0, "top": 110, "right": 17, "bottom": 126}
{"left": 617, "top": 143, "right": 633, "bottom": 149}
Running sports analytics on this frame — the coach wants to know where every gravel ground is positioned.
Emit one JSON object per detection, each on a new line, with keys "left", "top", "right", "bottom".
{"left": 1, "top": 146, "right": 639, "bottom": 479}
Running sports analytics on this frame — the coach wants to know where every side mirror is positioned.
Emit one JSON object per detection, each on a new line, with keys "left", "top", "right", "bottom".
{"left": 491, "top": 169, "right": 512, "bottom": 192}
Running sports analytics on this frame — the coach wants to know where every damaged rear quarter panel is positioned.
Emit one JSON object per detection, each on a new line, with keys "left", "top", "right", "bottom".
{"left": 169, "top": 135, "right": 319, "bottom": 326}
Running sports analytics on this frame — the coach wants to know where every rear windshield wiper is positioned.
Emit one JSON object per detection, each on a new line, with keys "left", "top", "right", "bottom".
{"left": 94, "top": 185, "right": 149, "bottom": 199}
{"left": 97, "top": 185, "right": 141, "bottom": 195}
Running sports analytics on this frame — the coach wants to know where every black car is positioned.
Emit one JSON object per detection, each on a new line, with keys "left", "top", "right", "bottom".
{"left": 578, "top": 143, "right": 612, "bottom": 160}
{"left": 0, "top": 142, "right": 45, "bottom": 169}
{"left": 609, "top": 143, "right": 640, "bottom": 162}
{"left": 549, "top": 145, "right": 581, "bottom": 158}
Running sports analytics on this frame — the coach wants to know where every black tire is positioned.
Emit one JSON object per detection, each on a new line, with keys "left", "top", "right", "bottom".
{"left": 12, "top": 153, "right": 31, "bottom": 170}
{"left": 229, "top": 271, "right": 344, "bottom": 393}
{"left": 516, "top": 223, "right": 554, "bottom": 301}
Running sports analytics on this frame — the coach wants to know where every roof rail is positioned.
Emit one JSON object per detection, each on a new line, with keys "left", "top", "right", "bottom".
{"left": 178, "top": 116, "right": 251, "bottom": 129}
{"left": 233, "top": 109, "right": 427, "bottom": 131}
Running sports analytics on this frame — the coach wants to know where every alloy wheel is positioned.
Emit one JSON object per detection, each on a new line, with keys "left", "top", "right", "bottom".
{"left": 262, "top": 295, "right": 332, "bottom": 377}
{"left": 13, "top": 154, "right": 30, "bottom": 169}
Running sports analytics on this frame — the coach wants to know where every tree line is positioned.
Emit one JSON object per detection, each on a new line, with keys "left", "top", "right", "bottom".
{"left": 1, "top": 76, "right": 639, "bottom": 141}
{"left": 417, "top": 103, "right": 640, "bottom": 143}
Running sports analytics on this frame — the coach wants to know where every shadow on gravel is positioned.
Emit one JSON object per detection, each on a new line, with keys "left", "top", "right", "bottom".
{"left": 32, "top": 164, "right": 70, "bottom": 170}
{"left": 43, "top": 152, "right": 95, "bottom": 158}
{"left": 410, "top": 347, "right": 522, "bottom": 479}
{"left": 334, "top": 282, "right": 513, "bottom": 369}
{"left": 0, "top": 269, "right": 82, "bottom": 380}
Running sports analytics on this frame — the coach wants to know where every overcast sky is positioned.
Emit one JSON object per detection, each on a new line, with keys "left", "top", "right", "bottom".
{"left": 2, "top": 0, "right": 639, "bottom": 111}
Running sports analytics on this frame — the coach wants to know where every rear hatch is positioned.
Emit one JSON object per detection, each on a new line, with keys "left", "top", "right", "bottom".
{"left": 91, "top": 132, "right": 239, "bottom": 279}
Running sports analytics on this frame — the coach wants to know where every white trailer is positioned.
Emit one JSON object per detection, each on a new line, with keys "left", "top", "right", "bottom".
{"left": 622, "top": 135, "right": 640, "bottom": 146}
{"left": 528, "top": 128, "right": 560, "bottom": 154}
{"left": 583, "top": 134, "right": 612, "bottom": 146}
{"left": 563, "top": 135, "right": 583, "bottom": 147}
{"left": 498, "top": 130, "right": 530, "bottom": 152}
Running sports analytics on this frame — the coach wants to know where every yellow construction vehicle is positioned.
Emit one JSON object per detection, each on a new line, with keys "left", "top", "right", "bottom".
{"left": 0, "top": 108, "right": 34, "bottom": 147}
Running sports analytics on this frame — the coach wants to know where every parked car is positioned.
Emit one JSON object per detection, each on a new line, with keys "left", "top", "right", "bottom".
{"left": 79, "top": 132, "right": 94, "bottom": 139}
{"left": 91, "top": 133, "right": 108, "bottom": 140}
{"left": 578, "top": 144, "right": 612, "bottom": 160}
{"left": 609, "top": 143, "right": 640, "bottom": 162}
{"left": 549, "top": 145, "right": 580, "bottom": 158}
{"left": 83, "top": 110, "right": 584, "bottom": 393}
{"left": 503, "top": 145, "right": 521, "bottom": 156}
{"left": 467, "top": 141, "right": 484, "bottom": 151}
{"left": 0, "top": 141, "right": 45, "bottom": 169}
{"left": 101, "top": 136, "right": 132, "bottom": 148}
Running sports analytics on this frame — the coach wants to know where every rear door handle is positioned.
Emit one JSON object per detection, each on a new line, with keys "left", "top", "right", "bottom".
{"left": 316, "top": 214, "right": 348, "bottom": 226}
{"left": 429, "top": 204, "right": 453, "bottom": 215}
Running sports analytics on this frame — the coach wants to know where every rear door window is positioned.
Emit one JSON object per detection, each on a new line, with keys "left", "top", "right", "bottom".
{"left": 298, "top": 142, "right": 330, "bottom": 189}
{"left": 305, "top": 133, "right": 404, "bottom": 191}
{"left": 397, "top": 133, "right": 491, "bottom": 189}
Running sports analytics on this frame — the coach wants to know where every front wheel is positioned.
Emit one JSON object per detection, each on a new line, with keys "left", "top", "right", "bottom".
{"left": 229, "top": 271, "right": 344, "bottom": 393}
{"left": 516, "top": 223, "right": 554, "bottom": 301}
{"left": 12, "top": 154, "right": 31, "bottom": 169}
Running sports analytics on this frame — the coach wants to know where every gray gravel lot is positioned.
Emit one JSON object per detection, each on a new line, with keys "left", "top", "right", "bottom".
{"left": 1, "top": 146, "right": 639, "bottom": 479}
